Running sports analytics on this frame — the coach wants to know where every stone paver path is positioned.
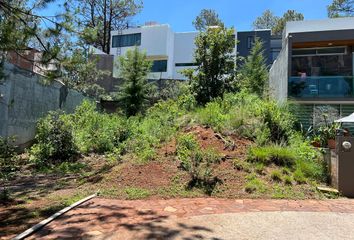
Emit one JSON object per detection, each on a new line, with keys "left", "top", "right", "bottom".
{"left": 29, "top": 198, "right": 354, "bottom": 240}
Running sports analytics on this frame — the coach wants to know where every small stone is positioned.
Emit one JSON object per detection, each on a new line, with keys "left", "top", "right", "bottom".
{"left": 164, "top": 206, "right": 178, "bottom": 212}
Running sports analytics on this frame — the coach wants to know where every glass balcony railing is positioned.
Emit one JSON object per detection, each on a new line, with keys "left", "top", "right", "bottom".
{"left": 288, "top": 76, "right": 354, "bottom": 98}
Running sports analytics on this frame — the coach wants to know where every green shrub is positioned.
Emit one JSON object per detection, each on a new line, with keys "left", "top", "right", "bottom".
{"left": 196, "top": 101, "right": 228, "bottom": 131}
{"left": 0, "top": 136, "right": 18, "bottom": 180}
{"left": 69, "top": 100, "right": 128, "bottom": 154}
{"left": 176, "top": 133, "right": 200, "bottom": 170}
{"left": 176, "top": 133, "right": 221, "bottom": 186}
{"left": 0, "top": 136, "right": 19, "bottom": 200}
{"left": 289, "top": 135, "right": 325, "bottom": 181}
{"left": 29, "top": 111, "right": 77, "bottom": 166}
{"left": 270, "top": 170, "right": 283, "bottom": 182}
{"left": 293, "top": 169, "right": 307, "bottom": 184}
{"left": 247, "top": 145, "right": 296, "bottom": 166}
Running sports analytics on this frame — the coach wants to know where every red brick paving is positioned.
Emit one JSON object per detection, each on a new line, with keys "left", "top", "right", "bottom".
{"left": 29, "top": 198, "right": 354, "bottom": 239}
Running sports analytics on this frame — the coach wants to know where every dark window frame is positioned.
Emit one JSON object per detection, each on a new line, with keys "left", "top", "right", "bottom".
{"left": 112, "top": 33, "right": 142, "bottom": 48}
{"left": 175, "top": 63, "right": 199, "bottom": 67}
{"left": 151, "top": 60, "right": 168, "bottom": 72}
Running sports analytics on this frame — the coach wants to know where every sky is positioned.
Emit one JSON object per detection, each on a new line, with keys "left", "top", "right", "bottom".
{"left": 134, "top": 0, "right": 333, "bottom": 32}
{"left": 44, "top": 0, "right": 334, "bottom": 32}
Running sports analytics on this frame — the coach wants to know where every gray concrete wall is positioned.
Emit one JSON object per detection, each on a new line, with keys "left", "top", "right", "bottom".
{"left": 269, "top": 38, "right": 289, "bottom": 103}
{"left": 0, "top": 63, "right": 85, "bottom": 147}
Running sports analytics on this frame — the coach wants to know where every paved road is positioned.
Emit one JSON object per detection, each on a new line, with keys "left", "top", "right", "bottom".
{"left": 29, "top": 198, "right": 354, "bottom": 240}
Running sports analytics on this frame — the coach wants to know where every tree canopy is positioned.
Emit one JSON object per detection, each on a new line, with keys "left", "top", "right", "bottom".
{"left": 68, "top": 0, "right": 143, "bottom": 54}
{"left": 253, "top": 9, "right": 304, "bottom": 35}
{"left": 183, "top": 26, "right": 236, "bottom": 105}
{"left": 193, "top": 9, "right": 223, "bottom": 31}
{"left": 328, "top": 0, "right": 354, "bottom": 17}
{"left": 253, "top": 10, "right": 279, "bottom": 31}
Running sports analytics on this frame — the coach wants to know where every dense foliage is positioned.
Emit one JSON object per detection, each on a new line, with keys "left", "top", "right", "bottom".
{"left": 253, "top": 9, "right": 304, "bottom": 35}
{"left": 116, "top": 47, "right": 153, "bottom": 116}
{"left": 183, "top": 25, "right": 236, "bottom": 105}
{"left": 239, "top": 38, "right": 269, "bottom": 97}
{"left": 193, "top": 9, "right": 224, "bottom": 31}
{"left": 29, "top": 111, "right": 77, "bottom": 167}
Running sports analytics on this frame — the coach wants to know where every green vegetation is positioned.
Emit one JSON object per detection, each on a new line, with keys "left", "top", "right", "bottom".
{"left": 176, "top": 133, "right": 222, "bottom": 193}
{"left": 193, "top": 9, "right": 224, "bottom": 31}
{"left": 29, "top": 111, "right": 77, "bottom": 167}
{"left": 124, "top": 187, "right": 151, "bottom": 200}
{"left": 328, "top": 0, "right": 354, "bottom": 18}
{"left": 183, "top": 25, "right": 236, "bottom": 105}
{"left": 0, "top": 136, "right": 19, "bottom": 200}
{"left": 245, "top": 174, "right": 267, "bottom": 194}
{"left": 239, "top": 38, "right": 269, "bottom": 97}
{"left": 116, "top": 47, "right": 153, "bottom": 116}
{"left": 253, "top": 9, "right": 304, "bottom": 35}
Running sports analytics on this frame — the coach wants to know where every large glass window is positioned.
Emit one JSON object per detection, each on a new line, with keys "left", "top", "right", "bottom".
{"left": 151, "top": 60, "right": 167, "bottom": 72}
{"left": 112, "top": 33, "right": 141, "bottom": 48}
{"left": 289, "top": 46, "right": 354, "bottom": 98}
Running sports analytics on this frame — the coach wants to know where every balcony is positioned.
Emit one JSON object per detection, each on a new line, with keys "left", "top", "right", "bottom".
{"left": 288, "top": 76, "right": 354, "bottom": 99}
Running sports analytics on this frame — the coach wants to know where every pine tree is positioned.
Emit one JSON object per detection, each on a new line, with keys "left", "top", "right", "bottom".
{"left": 116, "top": 47, "right": 152, "bottom": 116}
{"left": 240, "top": 38, "right": 269, "bottom": 97}
{"left": 328, "top": 0, "right": 354, "bottom": 17}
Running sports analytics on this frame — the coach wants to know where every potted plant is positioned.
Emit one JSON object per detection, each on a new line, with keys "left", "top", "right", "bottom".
{"left": 318, "top": 123, "right": 338, "bottom": 149}
{"left": 311, "top": 136, "right": 322, "bottom": 148}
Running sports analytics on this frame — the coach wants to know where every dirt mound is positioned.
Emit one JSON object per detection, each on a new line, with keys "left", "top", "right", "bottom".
{"left": 159, "top": 125, "right": 253, "bottom": 160}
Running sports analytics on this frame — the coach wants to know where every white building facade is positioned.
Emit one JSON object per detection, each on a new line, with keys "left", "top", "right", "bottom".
{"left": 110, "top": 24, "right": 199, "bottom": 80}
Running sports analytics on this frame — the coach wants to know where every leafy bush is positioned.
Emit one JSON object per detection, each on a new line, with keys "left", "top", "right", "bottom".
{"left": 247, "top": 145, "right": 297, "bottom": 166}
{"left": 126, "top": 99, "right": 186, "bottom": 162}
{"left": 289, "top": 135, "right": 326, "bottom": 182}
{"left": 176, "top": 133, "right": 221, "bottom": 187}
{"left": 0, "top": 136, "right": 18, "bottom": 200}
{"left": 29, "top": 111, "right": 77, "bottom": 166}
{"left": 0, "top": 136, "right": 18, "bottom": 180}
{"left": 68, "top": 100, "right": 128, "bottom": 154}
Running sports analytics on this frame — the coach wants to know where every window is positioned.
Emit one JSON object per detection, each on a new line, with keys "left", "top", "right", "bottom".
{"left": 292, "top": 47, "right": 347, "bottom": 57}
{"left": 175, "top": 63, "right": 199, "bottom": 67}
{"left": 151, "top": 60, "right": 167, "bottom": 72}
{"left": 247, "top": 36, "right": 254, "bottom": 49}
{"left": 112, "top": 33, "right": 141, "bottom": 48}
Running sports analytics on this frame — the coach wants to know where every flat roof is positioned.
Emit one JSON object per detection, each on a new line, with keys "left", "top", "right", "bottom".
{"left": 285, "top": 17, "right": 354, "bottom": 37}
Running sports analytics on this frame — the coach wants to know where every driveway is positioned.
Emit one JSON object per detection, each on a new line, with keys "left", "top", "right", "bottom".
{"left": 29, "top": 198, "right": 354, "bottom": 240}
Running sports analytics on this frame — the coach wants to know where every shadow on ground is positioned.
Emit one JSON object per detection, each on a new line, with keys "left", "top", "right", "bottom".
{"left": 32, "top": 202, "right": 222, "bottom": 240}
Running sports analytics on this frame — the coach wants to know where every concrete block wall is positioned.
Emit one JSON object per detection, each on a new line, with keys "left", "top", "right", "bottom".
{"left": 269, "top": 38, "right": 289, "bottom": 103}
{"left": 0, "top": 63, "right": 86, "bottom": 147}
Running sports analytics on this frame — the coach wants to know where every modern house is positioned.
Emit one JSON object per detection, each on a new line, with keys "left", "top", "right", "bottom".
{"left": 105, "top": 23, "right": 280, "bottom": 82}
{"left": 269, "top": 17, "right": 354, "bottom": 129}
{"left": 109, "top": 23, "right": 199, "bottom": 81}
{"left": 236, "top": 30, "right": 281, "bottom": 66}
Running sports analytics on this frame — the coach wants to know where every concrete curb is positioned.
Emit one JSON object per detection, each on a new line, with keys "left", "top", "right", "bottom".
{"left": 13, "top": 193, "right": 97, "bottom": 240}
